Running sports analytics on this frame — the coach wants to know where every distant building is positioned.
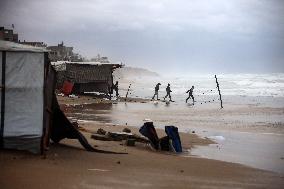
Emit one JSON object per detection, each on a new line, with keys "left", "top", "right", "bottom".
{"left": 47, "top": 41, "right": 74, "bottom": 61}
{"left": 70, "top": 52, "right": 84, "bottom": 62}
{"left": 52, "top": 61, "right": 123, "bottom": 95}
{"left": 90, "top": 54, "right": 110, "bottom": 63}
{"left": 0, "top": 27, "right": 18, "bottom": 42}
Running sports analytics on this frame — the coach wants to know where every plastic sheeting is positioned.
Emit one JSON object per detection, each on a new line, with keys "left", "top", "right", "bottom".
{"left": 61, "top": 80, "right": 74, "bottom": 95}
{"left": 1, "top": 51, "right": 44, "bottom": 153}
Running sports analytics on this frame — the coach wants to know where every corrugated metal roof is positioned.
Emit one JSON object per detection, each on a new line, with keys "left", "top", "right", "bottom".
{"left": 68, "top": 61, "right": 122, "bottom": 67}
{"left": 51, "top": 61, "right": 123, "bottom": 68}
{"left": 0, "top": 40, "right": 48, "bottom": 52}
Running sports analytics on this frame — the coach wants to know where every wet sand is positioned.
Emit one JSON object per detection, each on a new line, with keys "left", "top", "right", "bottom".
{"left": 61, "top": 95, "right": 284, "bottom": 173}
{"left": 1, "top": 95, "right": 284, "bottom": 188}
{"left": 1, "top": 123, "right": 284, "bottom": 189}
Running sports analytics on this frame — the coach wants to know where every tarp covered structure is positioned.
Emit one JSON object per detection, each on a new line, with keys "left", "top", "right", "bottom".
{"left": 0, "top": 40, "right": 56, "bottom": 153}
{"left": 53, "top": 61, "right": 122, "bottom": 94}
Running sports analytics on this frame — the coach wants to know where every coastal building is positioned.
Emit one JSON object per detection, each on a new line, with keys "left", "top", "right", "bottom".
{"left": 0, "top": 26, "right": 18, "bottom": 42}
{"left": 53, "top": 61, "right": 123, "bottom": 95}
{"left": 47, "top": 41, "right": 74, "bottom": 61}
{"left": 47, "top": 41, "right": 84, "bottom": 62}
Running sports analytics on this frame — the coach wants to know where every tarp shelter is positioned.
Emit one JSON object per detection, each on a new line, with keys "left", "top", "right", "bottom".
{"left": 52, "top": 61, "right": 122, "bottom": 95}
{"left": 0, "top": 40, "right": 56, "bottom": 153}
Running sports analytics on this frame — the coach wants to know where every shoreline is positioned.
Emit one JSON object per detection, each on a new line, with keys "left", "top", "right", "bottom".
{"left": 1, "top": 121, "right": 284, "bottom": 189}
{"left": 1, "top": 95, "right": 284, "bottom": 188}
{"left": 59, "top": 94, "right": 284, "bottom": 173}
{"left": 1, "top": 122, "right": 284, "bottom": 189}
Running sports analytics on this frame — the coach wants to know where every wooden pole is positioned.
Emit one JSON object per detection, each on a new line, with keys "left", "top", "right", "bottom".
{"left": 215, "top": 75, "right": 223, "bottom": 109}
{"left": 125, "top": 84, "right": 131, "bottom": 102}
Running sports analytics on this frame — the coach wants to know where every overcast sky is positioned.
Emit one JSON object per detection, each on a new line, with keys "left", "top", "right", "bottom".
{"left": 1, "top": 0, "right": 284, "bottom": 74}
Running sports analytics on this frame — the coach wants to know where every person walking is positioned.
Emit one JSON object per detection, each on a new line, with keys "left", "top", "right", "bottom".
{"left": 186, "top": 86, "right": 195, "bottom": 104}
{"left": 113, "top": 81, "right": 119, "bottom": 98}
{"left": 164, "top": 83, "right": 173, "bottom": 102}
{"left": 152, "top": 83, "right": 161, "bottom": 100}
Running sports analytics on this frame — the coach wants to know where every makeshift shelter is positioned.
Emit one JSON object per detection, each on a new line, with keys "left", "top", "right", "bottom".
{"left": 0, "top": 40, "right": 56, "bottom": 153}
{"left": 53, "top": 61, "right": 122, "bottom": 95}
{"left": 0, "top": 41, "right": 96, "bottom": 154}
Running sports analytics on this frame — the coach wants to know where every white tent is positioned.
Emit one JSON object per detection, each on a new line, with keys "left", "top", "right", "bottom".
{"left": 0, "top": 40, "right": 56, "bottom": 153}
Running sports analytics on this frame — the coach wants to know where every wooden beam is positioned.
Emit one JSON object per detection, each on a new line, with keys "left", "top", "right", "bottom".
{"left": 215, "top": 75, "right": 223, "bottom": 109}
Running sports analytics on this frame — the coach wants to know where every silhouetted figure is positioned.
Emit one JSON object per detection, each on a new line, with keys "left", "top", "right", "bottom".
{"left": 186, "top": 86, "right": 195, "bottom": 104}
{"left": 108, "top": 84, "right": 113, "bottom": 100}
{"left": 113, "top": 81, "right": 119, "bottom": 98}
{"left": 152, "top": 83, "right": 161, "bottom": 100}
{"left": 164, "top": 83, "right": 173, "bottom": 102}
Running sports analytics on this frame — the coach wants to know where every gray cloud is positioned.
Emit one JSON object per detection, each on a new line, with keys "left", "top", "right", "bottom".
{"left": 1, "top": 0, "right": 284, "bottom": 74}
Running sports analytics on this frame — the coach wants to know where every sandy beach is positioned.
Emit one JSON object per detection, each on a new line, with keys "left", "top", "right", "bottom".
{"left": 1, "top": 95, "right": 284, "bottom": 189}
{"left": 2, "top": 0, "right": 284, "bottom": 188}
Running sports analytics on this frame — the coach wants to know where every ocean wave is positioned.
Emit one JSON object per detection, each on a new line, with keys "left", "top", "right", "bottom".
{"left": 119, "top": 73, "right": 284, "bottom": 98}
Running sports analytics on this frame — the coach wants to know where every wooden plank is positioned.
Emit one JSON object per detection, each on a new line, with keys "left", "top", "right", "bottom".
{"left": 215, "top": 75, "right": 223, "bottom": 109}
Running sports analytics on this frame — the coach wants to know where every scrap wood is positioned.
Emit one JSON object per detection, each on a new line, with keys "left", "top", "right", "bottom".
{"left": 108, "top": 132, "right": 149, "bottom": 143}
{"left": 91, "top": 134, "right": 113, "bottom": 141}
{"left": 91, "top": 132, "right": 149, "bottom": 143}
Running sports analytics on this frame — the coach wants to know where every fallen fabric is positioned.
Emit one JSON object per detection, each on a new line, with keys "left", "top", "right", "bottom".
{"left": 50, "top": 95, "right": 127, "bottom": 154}
{"left": 139, "top": 122, "right": 159, "bottom": 150}
{"left": 165, "top": 126, "right": 182, "bottom": 153}
{"left": 51, "top": 96, "right": 95, "bottom": 151}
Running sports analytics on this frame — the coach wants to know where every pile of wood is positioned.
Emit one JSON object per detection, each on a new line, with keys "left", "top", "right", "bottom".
{"left": 91, "top": 128, "right": 149, "bottom": 146}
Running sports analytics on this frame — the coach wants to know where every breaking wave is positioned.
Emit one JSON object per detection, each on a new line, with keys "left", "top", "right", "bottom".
{"left": 121, "top": 73, "right": 284, "bottom": 98}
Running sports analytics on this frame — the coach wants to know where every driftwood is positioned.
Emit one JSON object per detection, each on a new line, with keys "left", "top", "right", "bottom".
{"left": 91, "top": 134, "right": 113, "bottom": 141}
{"left": 91, "top": 131, "right": 149, "bottom": 143}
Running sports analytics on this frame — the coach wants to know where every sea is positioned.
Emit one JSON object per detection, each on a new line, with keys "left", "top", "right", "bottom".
{"left": 115, "top": 72, "right": 284, "bottom": 107}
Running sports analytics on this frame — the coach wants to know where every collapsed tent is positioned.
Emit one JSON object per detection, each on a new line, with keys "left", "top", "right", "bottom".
{"left": 0, "top": 41, "right": 95, "bottom": 154}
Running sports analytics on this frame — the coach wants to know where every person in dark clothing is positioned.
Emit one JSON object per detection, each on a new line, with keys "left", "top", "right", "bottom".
{"left": 152, "top": 83, "right": 161, "bottom": 100}
{"left": 108, "top": 84, "right": 113, "bottom": 100}
{"left": 164, "top": 83, "right": 173, "bottom": 102}
{"left": 186, "top": 86, "right": 195, "bottom": 104}
{"left": 113, "top": 81, "right": 119, "bottom": 98}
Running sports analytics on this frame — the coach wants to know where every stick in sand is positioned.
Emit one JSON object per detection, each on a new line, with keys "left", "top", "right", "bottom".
{"left": 215, "top": 75, "right": 223, "bottom": 109}
{"left": 125, "top": 84, "right": 131, "bottom": 102}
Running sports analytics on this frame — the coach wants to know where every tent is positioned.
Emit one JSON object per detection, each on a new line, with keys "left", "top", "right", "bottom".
{"left": 0, "top": 40, "right": 56, "bottom": 153}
